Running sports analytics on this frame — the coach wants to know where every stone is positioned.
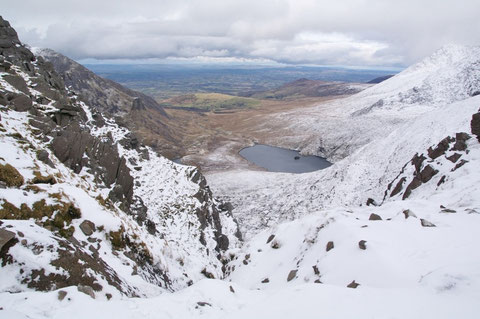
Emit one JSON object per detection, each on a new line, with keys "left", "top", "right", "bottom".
{"left": 197, "top": 302, "right": 212, "bottom": 307}
{"left": 428, "top": 137, "right": 454, "bottom": 159}
{"left": 366, "top": 198, "right": 378, "bottom": 206}
{"left": 452, "top": 159, "right": 468, "bottom": 171}
{"left": 10, "top": 94, "right": 32, "bottom": 112}
{"left": 390, "top": 177, "right": 406, "bottom": 197}
{"left": 312, "top": 265, "right": 320, "bottom": 275}
{"left": 471, "top": 111, "right": 480, "bottom": 142}
{"left": 419, "top": 165, "right": 438, "bottom": 183}
{"left": 451, "top": 132, "right": 471, "bottom": 151}
{"left": 106, "top": 293, "right": 112, "bottom": 300}
{"left": 79, "top": 220, "right": 96, "bottom": 236}
{"left": 0, "top": 228, "right": 16, "bottom": 251}
{"left": 402, "top": 177, "right": 422, "bottom": 199}
{"left": 440, "top": 208, "right": 457, "bottom": 214}
{"left": 3, "top": 74, "right": 29, "bottom": 94}
{"left": 266, "top": 234, "right": 275, "bottom": 244}
{"left": 420, "top": 219, "right": 436, "bottom": 227}
{"left": 358, "top": 240, "right": 367, "bottom": 250}
{"left": 326, "top": 241, "right": 334, "bottom": 252}
{"left": 77, "top": 284, "right": 95, "bottom": 299}
{"left": 347, "top": 280, "right": 360, "bottom": 288}
{"left": 287, "top": 270, "right": 298, "bottom": 282}
{"left": 369, "top": 213, "right": 382, "bottom": 221}
{"left": 229, "top": 286, "right": 235, "bottom": 293}
{"left": 446, "top": 153, "right": 462, "bottom": 163}
{"left": 261, "top": 278, "right": 270, "bottom": 283}
{"left": 437, "top": 175, "right": 446, "bottom": 186}
{"left": 402, "top": 209, "right": 417, "bottom": 219}
{"left": 57, "top": 290, "right": 67, "bottom": 301}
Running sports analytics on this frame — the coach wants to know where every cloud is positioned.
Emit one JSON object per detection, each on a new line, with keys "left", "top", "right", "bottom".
{"left": 3, "top": 0, "right": 480, "bottom": 67}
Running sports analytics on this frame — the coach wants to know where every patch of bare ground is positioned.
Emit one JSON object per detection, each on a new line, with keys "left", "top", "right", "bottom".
{"left": 164, "top": 96, "right": 347, "bottom": 172}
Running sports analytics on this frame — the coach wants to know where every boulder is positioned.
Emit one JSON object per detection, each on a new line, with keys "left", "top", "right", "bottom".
{"left": 451, "top": 132, "right": 471, "bottom": 151}
{"left": 3, "top": 74, "right": 29, "bottom": 94}
{"left": 57, "top": 290, "right": 67, "bottom": 301}
{"left": 77, "top": 284, "right": 95, "bottom": 299}
{"left": 287, "top": 270, "right": 298, "bottom": 282}
{"left": 347, "top": 280, "right": 360, "bottom": 288}
{"left": 10, "top": 94, "right": 32, "bottom": 112}
{"left": 358, "top": 240, "right": 367, "bottom": 250}
{"left": 402, "top": 209, "right": 417, "bottom": 219}
{"left": 472, "top": 111, "right": 480, "bottom": 142}
{"left": 326, "top": 241, "right": 334, "bottom": 252}
{"left": 368, "top": 213, "right": 382, "bottom": 221}
{"left": 266, "top": 234, "right": 275, "bottom": 244}
{"left": 420, "top": 219, "right": 436, "bottom": 227}
{"left": 419, "top": 165, "right": 438, "bottom": 183}
{"left": 79, "top": 220, "right": 96, "bottom": 236}
{"left": 0, "top": 228, "right": 16, "bottom": 251}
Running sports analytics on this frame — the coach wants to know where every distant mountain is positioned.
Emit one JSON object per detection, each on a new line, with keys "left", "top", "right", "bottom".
{"left": 244, "top": 78, "right": 371, "bottom": 100}
{"left": 367, "top": 74, "right": 394, "bottom": 83}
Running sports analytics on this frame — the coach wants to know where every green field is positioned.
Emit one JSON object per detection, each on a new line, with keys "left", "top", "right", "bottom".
{"left": 158, "top": 93, "right": 261, "bottom": 111}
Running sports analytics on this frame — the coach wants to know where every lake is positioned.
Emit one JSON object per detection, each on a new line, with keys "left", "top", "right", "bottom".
{"left": 239, "top": 144, "right": 332, "bottom": 173}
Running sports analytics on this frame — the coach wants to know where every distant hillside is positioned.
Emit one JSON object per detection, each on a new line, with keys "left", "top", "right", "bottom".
{"left": 243, "top": 78, "right": 371, "bottom": 100}
{"left": 367, "top": 74, "right": 394, "bottom": 83}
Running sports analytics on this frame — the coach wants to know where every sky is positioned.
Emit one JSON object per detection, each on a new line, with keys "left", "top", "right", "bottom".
{"left": 2, "top": 0, "right": 480, "bottom": 68}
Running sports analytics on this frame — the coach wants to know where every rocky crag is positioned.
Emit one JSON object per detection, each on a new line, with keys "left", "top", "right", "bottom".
{"left": 0, "top": 16, "right": 240, "bottom": 298}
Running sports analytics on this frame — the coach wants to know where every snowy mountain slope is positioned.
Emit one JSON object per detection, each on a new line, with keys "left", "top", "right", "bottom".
{"left": 264, "top": 44, "right": 480, "bottom": 161}
{"left": 0, "top": 15, "right": 240, "bottom": 299}
{"left": 208, "top": 86, "right": 480, "bottom": 240}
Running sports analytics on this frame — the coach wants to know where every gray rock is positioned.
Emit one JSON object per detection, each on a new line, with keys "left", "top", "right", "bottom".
{"left": 402, "top": 209, "right": 417, "bottom": 219}
{"left": 420, "top": 219, "right": 436, "bottom": 227}
{"left": 77, "top": 285, "right": 95, "bottom": 299}
{"left": 3, "top": 74, "right": 29, "bottom": 94}
{"left": 326, "top": 241, "right": 334, "bottom": 252}
{"left": 10, "top": 94, "right": 32, "bottom": 112}
{"left": 472, "top": 111, "right": 480, "bottom": 142}
{"left": 287, "top": 270, "right": 298, "bottom": 282}
{"left": 0, "top": 228, "right": 16, "bottom": 251}
{"left": 261, "top": 278, "right": 270, "bottom": 283}
{"left": 358, "top": 240, "right": 367, "bottom": 250}
{"left": 347, "top": 280, "right": 360, "bottom": 288}
{"left": 57, "top": 290, "right": 67, "bottom": 301}
{"left": 369, "top": 213, "right": 382, "bottom": 221}
{"left": 79, "top": 220, "right": 96, "bottom": 236}
{"left": 266, "top": 234, "right": 275, "bottom": 244}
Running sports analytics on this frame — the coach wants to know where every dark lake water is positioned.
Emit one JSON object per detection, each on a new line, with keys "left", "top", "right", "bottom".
{"left": 239, "top": 144, "right": 332, "bottom": 173}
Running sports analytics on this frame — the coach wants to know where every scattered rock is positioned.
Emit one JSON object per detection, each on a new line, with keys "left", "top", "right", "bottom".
{"left": 437, "top": 175, "right": 446, "bottom": 186}
{"left": 197, "top": 301, "right": 212, "bottom": 307}
{"left": 266, "top": 234, "right": 275, "bottom": 244}
{"left": 79, "top": 220, "right": 96, "bottom": 236}
{"left": 106, "top": 293, "right": 112, "bottom": 300}
{"left": 312, "top": 265, "right": 320, "bottom": 275}
{"left": 326, "top": 241, "right": 334, "bottom": 252}
{"left": 347, "top": 280, "right": 360, "bottom": 288}
{"left": 366, "top": 198, "right": 378, "bottom": 206}
{"left": 451, "top": 132, "right": 471, "bottom": 151}
{"left": 420, "top": 219, "right": 436, "bottom": 227}
{"left": 390, "top": 177, "right": 406, "bottom": 197}
{"left": 314, "top": 279, "right": 322, "bottom": 284}
{"left": 402, "top": 209, "right": 417, "bottom": 219}
{"left": 271, "top": 240, "right": 280, "bottom": 249}
{"left": 420, "top": 165, "right": 438, "bottom": 183}
{"left": 440, "top": 208, "right": 457, "bottom": 214}
{"left": 229, "top": 285, "right": 235, "bottom": 293}
{"left": 77, "top": 284, "right": 95, "bottom": 299}
{"left": 287, "top": 270, "right": 298, "bottom": 282}
{"left": 471, "top": 111, "right": 480, "bottom": 142}
{"left": 452, "top": 159, "right": 468, "bottom": 171}
{"left": 446, "top": 153, "right": 462, "bottom": 163}
{"left": 358, "top": 240, "right": 367, "bottom": 250}
{"left": 428, "top": 136, "right": 454, "bottom": 159}
{"left": 261, "top": 278, "right": 270, "bottom": 283}
{"left": 10, "top": 94, "right": 32, "bottom": 112}
{"left": 0, "top": 228, "right": 16, "bottom": 251}
{"left": 369, "top": 213, "right": 382, "bottom": 221}
{"left": 57, "top": 290, "right": 67, "bottom": 301}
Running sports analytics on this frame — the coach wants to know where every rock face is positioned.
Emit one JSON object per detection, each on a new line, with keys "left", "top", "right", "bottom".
{"left": 0, "top": 16, "right": 240, "bottom": 295}
{"left": 472, "top": 110, "right": 480, "bottom": 142}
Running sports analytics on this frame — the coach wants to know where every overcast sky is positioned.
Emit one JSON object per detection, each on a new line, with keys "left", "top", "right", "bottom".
{"left": 3, "top": 0, "right": 480, "bottom": 67}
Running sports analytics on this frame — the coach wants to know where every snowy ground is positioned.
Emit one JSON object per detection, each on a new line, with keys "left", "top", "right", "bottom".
{"left": 2, "top": 45, "right": 480, "bottom": 318}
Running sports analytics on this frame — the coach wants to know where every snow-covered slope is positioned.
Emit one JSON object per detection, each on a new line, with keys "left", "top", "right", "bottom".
{"left": 0, "top": 15, "right": 239, "bottom": 299}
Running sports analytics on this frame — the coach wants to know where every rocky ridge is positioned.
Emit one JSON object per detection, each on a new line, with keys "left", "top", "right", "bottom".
{"left": 0, "top": 16, "right": 240, "bottom": 298}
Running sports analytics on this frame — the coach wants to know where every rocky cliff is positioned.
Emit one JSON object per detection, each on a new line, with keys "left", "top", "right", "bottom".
{"left": 0, "top": 16, "right": 240, "bottom": 297}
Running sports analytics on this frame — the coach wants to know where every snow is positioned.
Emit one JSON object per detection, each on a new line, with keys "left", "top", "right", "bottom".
{"left": 2, "top": 44, "right": 480, "bottom": 318}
